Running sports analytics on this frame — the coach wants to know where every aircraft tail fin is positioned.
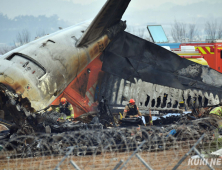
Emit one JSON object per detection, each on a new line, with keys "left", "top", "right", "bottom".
{"left": 77, "top": 0, "right": 131, "bottom": 47}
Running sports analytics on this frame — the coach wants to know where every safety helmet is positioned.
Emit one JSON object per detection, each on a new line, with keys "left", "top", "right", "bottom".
{"left": 60, "top": 97, "right": 67, "bottom": 105}
{"left": 129, "top": 99, "right": 135, "bottom": 104}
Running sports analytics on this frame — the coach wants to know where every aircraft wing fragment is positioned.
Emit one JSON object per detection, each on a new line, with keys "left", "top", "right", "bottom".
{"left": 101, "top": 32, "right": 222, "bottom": 103}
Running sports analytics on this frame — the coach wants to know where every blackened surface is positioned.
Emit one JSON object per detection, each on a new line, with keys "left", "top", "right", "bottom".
{"left": 71, "top": 70, "right": 89, "bottom": 97}
{"left": 99, "top": 72, "right": 109, "bottom": 100}
{"left": 95, "top": 71, "right": 105, "bottom": 101}
{"left": 105, "top": 74, "right": 113, "bottom": 102}
{"left": 102, "top": 31, "right": 222, "bottom": 94}
{"left": 106, "top": 21, "right": 127, "bottom": 39}
{"left": 111, "top": 76, "right": 121, "bottom": 104}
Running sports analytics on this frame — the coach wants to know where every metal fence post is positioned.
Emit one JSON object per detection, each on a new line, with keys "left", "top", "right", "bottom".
{"left": 54, "top": 147, "right": 75, "bottom": 170}
{"left": 70, "top": 160, "right": 81, "bottom": 170}
{"left": 172, "top": 134, "right": 214, "bottom": 170}
{"left": 193, "top": 148, "right": 215, "bottom": 170}
{"left": 119, "top": 140, "right": 146, "bottom": 170}
{"left": 136, "top": 154, "right": 153, "bottom": 170}
{"left": 113, "top": 160, "right": 124, "bottom": 170}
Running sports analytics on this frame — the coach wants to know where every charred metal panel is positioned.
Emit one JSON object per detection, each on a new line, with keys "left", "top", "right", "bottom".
{"left": 102, "top": 32, "right": 222, "bottom": 95}
{"left": 98, "top": 73, "right": 221, "bottom": 113}
{"left": 71, "top": 69, "right": 89, "bottom": 97}
{"left": 0, "top": 28, "right": 109, "bottom": 111}
{"left": 111, "top": 76, "right": 121, "bottom": 104}
{"left": 105, "top": 74, "right": 114, "bottom": 102}
{"left": 100, "top": 32, "right": 222, "bottom": 111}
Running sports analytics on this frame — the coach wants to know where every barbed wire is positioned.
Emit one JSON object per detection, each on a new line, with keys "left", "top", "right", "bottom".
{"left": 0, "top": 116, "right": 222, "bottom": 169}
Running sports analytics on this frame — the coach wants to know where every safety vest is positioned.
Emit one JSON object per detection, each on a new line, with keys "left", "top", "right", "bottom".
{"left": 210, "top": 107, "right": 222, "bottom": 117}
{"left": 126, "top": 104, "right": 138, "bottom": 116}
{"left": 56, "top": 102, "right": 74, "bottom": 119}
{"left": 148, "top": 115, "right": 153, "bottom": 125}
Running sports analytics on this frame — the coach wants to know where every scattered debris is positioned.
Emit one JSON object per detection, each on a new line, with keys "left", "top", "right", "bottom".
{"left": 0, "top": 112, "right": 220, "bottom": 158}
{"left": 191, "top": 154, "right": 207, "bottom": 159}
{"left": 211, "top": 149, "right": 222, "bottom": 156}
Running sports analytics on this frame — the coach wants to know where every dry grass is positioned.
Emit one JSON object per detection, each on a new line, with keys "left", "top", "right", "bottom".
{"left": 1, "top": 149, "right": 222, "bottom": 170}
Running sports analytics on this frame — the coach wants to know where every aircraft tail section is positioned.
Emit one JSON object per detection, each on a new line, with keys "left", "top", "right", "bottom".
{"left": 77, "top": 0, "right": 131, "bottom": 47}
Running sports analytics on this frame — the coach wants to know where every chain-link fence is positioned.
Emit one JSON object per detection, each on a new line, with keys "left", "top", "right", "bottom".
{"left": 1, "top": 117, "right": 222, "bottom": 170}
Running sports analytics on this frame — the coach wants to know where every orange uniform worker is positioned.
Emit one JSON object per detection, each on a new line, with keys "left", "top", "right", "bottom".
{"left": 123, "top": 99, "right": 142, "bottom": 118}
{"left": 56, "top": 98, "right": 74, "bottom": 120}
{"left": 48, "top": 98, "right": 74, "bottom": 121}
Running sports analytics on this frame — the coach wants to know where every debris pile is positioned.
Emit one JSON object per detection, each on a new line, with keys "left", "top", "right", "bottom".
{"left": 0, "top": 114, "right": 219, "bottom": 158}
{"left": 0, "top": 85, "right": 220, "bottom": 158}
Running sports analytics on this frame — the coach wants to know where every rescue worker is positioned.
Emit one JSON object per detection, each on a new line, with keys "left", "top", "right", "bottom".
{"left": 209, "top": 103, "right": 222, "bottom": 129}
{"left": 123, "top": 99, "right": 142, "bottom": 118}
{"left": 148, "top": 109, "right": 153, "bottom": 126}
{"left": 122, "top": 99, "right": 152, "bottom": 126}
{"left": 48, "top": 97, "right": 74, "bottom": 121}
{"left": 191, "top": 108, "right": 206, "bottom": 118}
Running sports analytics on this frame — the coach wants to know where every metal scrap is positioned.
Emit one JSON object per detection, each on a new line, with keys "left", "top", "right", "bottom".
{"left": 0, "top": 113, "right": 219, "bottom": 159}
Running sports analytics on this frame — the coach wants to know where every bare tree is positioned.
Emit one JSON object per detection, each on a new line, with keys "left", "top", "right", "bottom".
{"left": 165, "top": 34, "right": 170, "bottom": 43}
{"left": 137, "top": 28, "right": 145, "bottom": 39}
{"left": 126, "top": 26, "right": 152, "bottom": 41}
{"left": 171, "top": 20, "right": 187, "bottom": 42}
{"left": 126, "top": 26, "right": 147, "bottom": 39}
{"left": 205, "top": 21, "right": 218, "bottom": 41}
{"left": 14, "top": 29, "right": 31, "bottom": 47}
{"left": 36, "top": 29, "right": 46, "bottom": 38}
{"left": 144, "top": 36, "right": 153, "bottom": 42}
{"left": 188, "top": 24, "right": 198, "bottom": 42}
{"left": 195, "top": 34, "right": 203, "bottom": 42}
{"left": 0, "top": 45, "right": 15, "bottom": 55}
{"left": 218, "top": 23, "right": 222, "bottom": 39}
{"left": 125, "top": 26, "right": 134, "bottom": 34}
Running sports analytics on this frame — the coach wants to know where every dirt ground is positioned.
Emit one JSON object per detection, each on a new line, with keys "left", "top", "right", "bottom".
{"left": 1, "top": 149, "right": 222, "bottom": 170}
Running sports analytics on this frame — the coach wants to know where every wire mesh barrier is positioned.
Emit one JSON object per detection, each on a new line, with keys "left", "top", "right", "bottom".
{"left": 1, "top": 117, "right": 222, "bottom": 169}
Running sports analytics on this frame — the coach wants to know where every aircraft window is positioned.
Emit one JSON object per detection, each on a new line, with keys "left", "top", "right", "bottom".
{"left": 8, "top": 53, "right": 46, "bottom": 78}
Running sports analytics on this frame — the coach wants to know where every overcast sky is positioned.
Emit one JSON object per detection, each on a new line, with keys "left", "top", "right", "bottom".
{"left": 0, "top": 0, "right": 222, "bottom": 44}
{"left": 1, "top": 0, "right": 221, "bottom": 23}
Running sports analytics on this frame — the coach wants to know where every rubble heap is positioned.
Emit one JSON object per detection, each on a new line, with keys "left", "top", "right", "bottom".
{"left": 0, "top": 114, "right": 219, "bottom": 158}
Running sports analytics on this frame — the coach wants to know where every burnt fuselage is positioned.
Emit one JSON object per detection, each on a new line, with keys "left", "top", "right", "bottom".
{"left": 0, "top": 22, "right": 110, "bottom": 112}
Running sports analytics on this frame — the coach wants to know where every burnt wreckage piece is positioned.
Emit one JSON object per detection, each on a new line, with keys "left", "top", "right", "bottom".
{"left": 25, "top": 111, "right": 103, "bottom": 133}
{"left": 0, "top": 83, "right": 106, "bottom": 134}
{"left": 99, "top": 31, "right": 222, "bottom": 111}
{"left": 0, "top": 116, "right": 219, "bottom": 158}
{"left": 1, "top": 26, "right": 222, "bottom": 134}
{"left": 1, "top": 0, "right": 222, "bottom": 134}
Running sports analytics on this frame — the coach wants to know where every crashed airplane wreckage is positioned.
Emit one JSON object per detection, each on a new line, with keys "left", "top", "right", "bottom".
{"left": 0, "top": 114, "right": 220, "bottom": 158}
{"left": 0, "top": 0, "right": 222, "bottom": 134}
